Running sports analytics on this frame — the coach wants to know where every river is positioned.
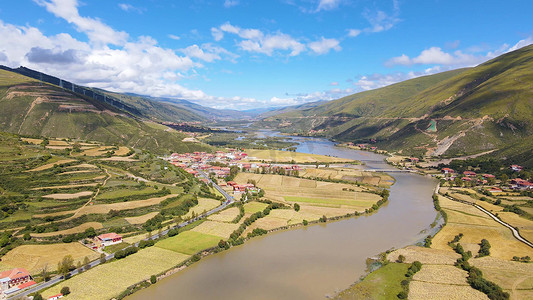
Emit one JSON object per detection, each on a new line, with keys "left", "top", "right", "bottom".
{"left": 128, "top": 133, "right": 438, "bottom": 299}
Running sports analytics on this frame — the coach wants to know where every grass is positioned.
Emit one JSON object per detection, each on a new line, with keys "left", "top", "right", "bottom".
{"left": 103, "top": 242, "right": 130, "bottom": 253}
{"left": 41, "top": 247, "right": 189, "bottom": 300}
{"left": 155, "top": 231, "right": 221, "bottom": 255}
{"left": 42, "top": 191, "right": 93, "bottom": 199}
{"left": 96, "top": 186, "right": 158, "bottom": 201}
{"left": 1, "top": 243, "right": 98, "bottom": 273}
{"left": 26, "top": 159, "right": 77, "bottom": 172}
{"left": 183, "top": 198, "right": 221, "bottom": 219}
{"left": 243, "top": 202, "right": 269, "bottom": 214}
{"left": 334, "top": 263, "right": 409, "bottom": 300}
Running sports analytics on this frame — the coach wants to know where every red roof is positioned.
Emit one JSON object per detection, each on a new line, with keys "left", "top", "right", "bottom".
{"left": 17, "top": 280, "right": 36, "bottom": 289}
{"left": 98, "top": 233, "right": 122, "bottom": 241}
{"left": 48, "top": 294, "right": 63, "bottom": 300}
{"left": 0, "top": 268, "right": 30, "bottom": 280}
{"left": 463, "top": 171, "right": 476, "bottom": 176}
{"left": 482, "top": 174, "right": 495, "bottom": 178}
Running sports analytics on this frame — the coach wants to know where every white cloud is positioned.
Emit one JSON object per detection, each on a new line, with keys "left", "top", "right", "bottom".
{"left": 214, "top": 22, "right": 306, "bottom": 56}
{"left": 118, "top": 3, "right": 143, "bottom": 13}
{"left": 316, "top": 0, "right": 342, "bottom": 12}
{"left": 223, "top": 0, "right": 239, "bottom": 8}
{"left": 347, "top": 29, "right": 361, "bottom": 37}
{"left": 180, "top": 44, "right": 238, "bottom": 63}
{"left": 330, "top": 81, "right": 339, "bottom": 86}
{"left": 308, "top": 37, "right": 341, "bottom": 55}
{"left": 386, "top": 47, "right": 493, "bottom": 67}
{"left": 168, "top": 34, "right": 180, "bottom": 40}
{"left": 34, "top": 0, "right": 129, "bottom": 46}
{"left": 508, "top": 36, "right": 533, "bottom": 52}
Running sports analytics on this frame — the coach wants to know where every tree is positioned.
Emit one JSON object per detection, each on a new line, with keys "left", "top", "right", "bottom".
{"left": 76, "top": 261, "right": 82, "bottom": 272}
{"left": 397, "top": 254, "right": 406, "bottom": 263}
{"left": 61, "top": 286, "right": 71, "bottom": 295}
{"left": 500, "top": 174, "right": 508, "bottom": 185}
{"left": 33, "top": 293, "right": 43, "bottom": 300}
{"left": 150, "top": 275, "right": 157, "bottom": 284}
{"left": 100, "top": 253, "right": 106, "bottom": 264}
{"left": 23, "top": 232, "right": 31, "bottom": 240}
{"left": 83, "top": 256, "right": 91, "bottom": 270}
{"left": 41, "top": 264, "right": 50, "bottom": 282}
{"left": 293, "top": 203, "right": 300, "bottom": 212}
{"left": 84, "top": 227, "right": 96, "bottom": 238}
{"left": 57, "top": 255, "right": 74, "bottom": 277}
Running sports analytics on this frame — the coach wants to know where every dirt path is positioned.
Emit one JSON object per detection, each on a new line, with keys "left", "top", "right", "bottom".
{"left": 71, "top": 168, "right": 111, "bottom": 218}
{"left": 18, "top": 96, "right": 44, "bottom": 133}
{"left": 511, "top": 275, "right": 532, "bottom": 298}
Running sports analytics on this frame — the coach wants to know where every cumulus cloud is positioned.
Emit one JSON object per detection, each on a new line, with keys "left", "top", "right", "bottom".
{"left": 386, "top": 47, "right": 495, "bottom": 67}
{"left": 26, "top": 47, "right": 80, "bottom": 64}
{"left": 34, "top": 0, "right": 129, "bottom": 46}
{"left": 508, "top": 36, "right": 533, "bottom": 52}
{"left": 352, "top": 68, "right": 442, "bottom": 91}
{"left": 213, "top": 22, "right": 306, "bottom": 56}
{"left": 180, "top": 44, "right": 238, "bottom": 63}
{"left": 308, "top": 37, "right": 341, "bottom": 55}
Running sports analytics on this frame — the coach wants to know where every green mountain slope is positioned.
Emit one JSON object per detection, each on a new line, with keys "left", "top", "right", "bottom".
{"left": 0, "top": 69, "right": 212, "bottom": 154}
{"left": 263, "top": 45, "right": 533, "bottom": 165}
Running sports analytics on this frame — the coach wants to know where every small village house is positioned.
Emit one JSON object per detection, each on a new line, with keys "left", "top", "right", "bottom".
{"left": 96, "top": 233, "right": 122, "bottom": 248}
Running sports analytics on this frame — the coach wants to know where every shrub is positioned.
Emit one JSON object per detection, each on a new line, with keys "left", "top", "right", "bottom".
{"left": 150, "top": 275, "right": 156, "bottom": 284}
{"left": 60, "top": 286, "right": 71, "bottom": 295}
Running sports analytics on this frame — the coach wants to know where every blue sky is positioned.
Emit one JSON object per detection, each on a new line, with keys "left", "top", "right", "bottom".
{"left": 0, "top": 0, "right": 532, "bottom": 110}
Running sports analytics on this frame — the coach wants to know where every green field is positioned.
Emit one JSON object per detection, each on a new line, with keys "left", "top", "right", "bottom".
{"left": 335, "top": 263, "right": 409, "bottom": 299}
{"left": 243, "top": 202, "right": 269, "bottom": 214}
{"left": 155, "top": 231, "right": 221, "bottom": 255}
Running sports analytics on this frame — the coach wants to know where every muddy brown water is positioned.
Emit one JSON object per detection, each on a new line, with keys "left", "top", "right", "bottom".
{"left": 128, "top": 134, "right": 438, "bottom": 299}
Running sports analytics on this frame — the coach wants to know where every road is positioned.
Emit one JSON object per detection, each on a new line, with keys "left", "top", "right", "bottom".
{"left": 10, "top": 174, "right": 235, "bottom": 299}
{"left": 440, "top": 191, "right": 533, "bottom": 249}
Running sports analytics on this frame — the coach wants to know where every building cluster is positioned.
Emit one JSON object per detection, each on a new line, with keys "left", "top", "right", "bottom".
{"left": 0, "top": 268, "right": 35, "bottom": 298}
{"left": 168, "top": 150, "right": 247, "bottom": 177}
{"left": 87, "top": 233, "right": 123, "bottom": 250}
{"left": 440, "top": 165, "right": 532, "bottom": 190}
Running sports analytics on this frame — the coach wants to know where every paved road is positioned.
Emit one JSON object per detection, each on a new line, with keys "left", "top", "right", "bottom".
{"left": 10, "top": 175, "right": 235, "bottom": 299}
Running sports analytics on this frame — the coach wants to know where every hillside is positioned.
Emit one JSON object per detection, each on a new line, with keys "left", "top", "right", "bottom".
{"left": 262, "top": 45, "right": 533, "bottom": 165}
{"left": 0, "top": 69, "right": 212, "bottom": 154}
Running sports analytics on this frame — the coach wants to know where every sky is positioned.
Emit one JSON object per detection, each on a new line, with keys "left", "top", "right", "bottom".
{"left": 0, "top": 0, "right": 532, "bottom": 110}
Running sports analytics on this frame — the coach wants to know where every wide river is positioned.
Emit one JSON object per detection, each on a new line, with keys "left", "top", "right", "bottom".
{"left": 129, "top": 133, "right": 438, "bottom": 299}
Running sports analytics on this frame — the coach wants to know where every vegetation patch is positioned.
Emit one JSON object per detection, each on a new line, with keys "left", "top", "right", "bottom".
{"left": 155, "top": 231, "right": 220, "bottom": 255}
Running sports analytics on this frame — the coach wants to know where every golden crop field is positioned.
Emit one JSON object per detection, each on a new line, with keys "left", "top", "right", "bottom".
{"left": 234, "top": 173, "right": 380, "bottom": 211}
{"left": 191, "top": 220, "right": 240, "bottom": 239}
{"left": 1, "top": 243, "right": 98, "bottom": 273}
{"left": 207, "top": 207, "right": 240, "bottom": 222}
{"left": 183, "top": 198, "right": 221, "bottom": 219}
{"left": 387, "top": 246, "right": 460, "bottom": 265}
{"left": 42, "top": 191, "right": 93, "bottom": 199}
{"left": 301, "top": 167, "right": 394, "bottom": 186}
{"left": 31, "top": 183, "right": 99, "bottom": 190}
{"left": 124, "top": 212, "right": 159, "bottom": 225}
{"left": 409, "top": 280, "right": 489, "bottom": 300}
{"left": 26, "top": 159, "right": 77, "bottom": 172}
{"left": 244, "top": 149, "right": 355, "bottom": 163}
{"left": 412, "top": 264, "right": 468, "bottom": 285}
{"left": 42, "top": 247, "right": 189, "bottom": 300}
{"left": 432, "top": 196, "right": 533, "bottom": 260}
{"left": 99, "top": 156, "right": 138, "bottom": 162}
{"left": 31, "top": 222, "right": 103, "bottom": 238}
{"left": 471, "top": 256, "right": 533, "bottom": 297}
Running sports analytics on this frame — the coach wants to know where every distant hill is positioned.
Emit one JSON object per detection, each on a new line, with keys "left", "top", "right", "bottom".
{"left": 262, "top": 45, "right": 533, "bottom": 166}
{"left": 0, "top": 68, "right": 212, "bottom": 154}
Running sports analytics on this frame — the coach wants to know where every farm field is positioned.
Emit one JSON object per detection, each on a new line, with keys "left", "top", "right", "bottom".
{"left": 471, "top": 257, "right": 533, "bottom": 299}
{"left": 243, "top": 149, "right": 356, "bottom": 163}
{"left": 334, "top": 263, "right": 409, "bottom": 300}
{"left": 432, "top": 195, "right": 533, "bottom": 259}
{"left": 42, "top": 191, "right": 93, "bottom": 199}
{"left": 191, "top": 220, "right": 240, "bottom": 239}
{"left": 42, "top": 247, "right": 189, "bottom": 300}
{"left": 301, "top": 167, "right": 395, "bottom": 187}
{"left": 156, "top": 231, "right": 221, "bottom": 255}
{"left": 207, "top": 207, "right": 240, "bottom": 222}
{"left": 124, "top": 212, "right": 159, "bottom": 225}
{"left": 26, "top": 159, "right": 76, "bottom": 172}
{"left": 234, "top": 173, "right": 380, "bottom": 212}
{"left": 243, "top": 202, "right": 269, "bottom": 214}
{"left": 183, "top": 198, "right": 221, "bottom": 219}
{"left": 1, "top": 243, "right": 98, "bottom": 273}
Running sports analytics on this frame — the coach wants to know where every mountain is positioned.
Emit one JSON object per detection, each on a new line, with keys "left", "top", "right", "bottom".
{"left": 257, "top": 100, "right": 329, "bottom": 119}
{"left": 0, "top": 67, "right": 212, "bottom": 154}
{"left": 261, "top": 45, "right": 533, "bottom": 165}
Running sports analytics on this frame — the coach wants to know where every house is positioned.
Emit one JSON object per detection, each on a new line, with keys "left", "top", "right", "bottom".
{"left": 511, "top": 165, "right": 523, "bottom": 172}
{"left": 441, "top": 168, "right": 455, "bottom": 174}
{"left": 482, "top": 174, "right": 495, "bottom": 179}
{"left": 463, "top": 171, "right": 476, "bottom": 177}
{"left": 0, "top": 268, "right": 34, "bottom": 291}
{"left": 97, "top": 233, "right": 122, "bottom": 247}
{"left": 461, "top": 177, "right": 472, "bottom": 181}
{"left": 511, "top": 178, "right": 533, "bottom": 190}
{"left": 48, "top": 294, "right": 63, "bottom": 300}
{"left": 409, "top": 157, "right": 419, "bottom": 163}
{"left": 488, "top": 187, "right": 503, "bottom": 193}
